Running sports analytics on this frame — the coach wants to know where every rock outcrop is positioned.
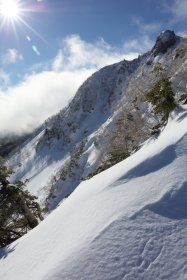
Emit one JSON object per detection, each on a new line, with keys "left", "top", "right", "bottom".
{"left": 152, "top": 30, "right": 177, "bottom": 55}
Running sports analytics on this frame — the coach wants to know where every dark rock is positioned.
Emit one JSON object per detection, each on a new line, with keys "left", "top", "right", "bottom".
{"left": 152, "top": 30, "right": 177, "bottom": 56}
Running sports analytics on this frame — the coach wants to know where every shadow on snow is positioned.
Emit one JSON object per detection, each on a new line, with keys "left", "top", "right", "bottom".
{"left": 0, "top": 244, "right": 17, "bottom": 260}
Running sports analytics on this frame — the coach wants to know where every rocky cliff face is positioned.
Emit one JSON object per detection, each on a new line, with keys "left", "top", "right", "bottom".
{"left": 152, "top": 30, "right": 177, "bottom": 55}
{"left": 7, "top": 31, "right": 187, "bottom": 211}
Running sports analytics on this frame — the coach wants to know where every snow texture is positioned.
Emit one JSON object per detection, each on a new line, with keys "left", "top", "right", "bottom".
{"left": 0, "top": 108, "right": 187, "bottom": 280}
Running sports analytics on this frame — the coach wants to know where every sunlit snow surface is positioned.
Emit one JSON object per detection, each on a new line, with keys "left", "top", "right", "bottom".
{"left": 0, "top": 108, "right": 187, "bottom": 280}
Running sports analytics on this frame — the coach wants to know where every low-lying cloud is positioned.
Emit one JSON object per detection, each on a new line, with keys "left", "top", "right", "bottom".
{"left": 0, "top": 35, "right": 147, "bottom": 137}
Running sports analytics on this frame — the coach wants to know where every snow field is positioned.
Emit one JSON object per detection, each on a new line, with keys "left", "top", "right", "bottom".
{"left": 0, "top": 108, "right": 187, "bottom": 279}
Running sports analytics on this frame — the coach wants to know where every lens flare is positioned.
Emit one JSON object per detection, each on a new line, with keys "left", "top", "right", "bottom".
{"left": 32, "top": 45, "right": 40, "bottom": 56}
{"left": 26, "top": 35, "right": 31, "bottom": 42}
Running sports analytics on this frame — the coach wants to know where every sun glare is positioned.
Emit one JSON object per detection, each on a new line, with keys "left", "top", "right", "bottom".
{"left": 0, "top": 0, "right": 21, "bottom": 21}
{"left": 0, "top": 0, "right": 49, "bottom": 56}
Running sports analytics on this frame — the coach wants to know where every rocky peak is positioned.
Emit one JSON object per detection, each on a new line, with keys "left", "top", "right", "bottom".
{"left": 152, "top": 30, "right": 177, "bottom": 56}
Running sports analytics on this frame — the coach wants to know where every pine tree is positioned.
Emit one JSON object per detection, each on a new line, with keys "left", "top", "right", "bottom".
{"left": 0, "top": 165, "right": 43, "bottom": 247}
{"left": 146, "top": 77, "right": 176, "bottom": 123}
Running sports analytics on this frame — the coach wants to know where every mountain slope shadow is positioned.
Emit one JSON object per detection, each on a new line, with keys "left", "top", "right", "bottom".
{"left": 113, "top": 134, "right": 187, "bottom": 186}
{"left": 147, "top": 182, "right": 187, "bottom": 220}
{"left": 117, "top": 143, "right": 176, "bottom": 183}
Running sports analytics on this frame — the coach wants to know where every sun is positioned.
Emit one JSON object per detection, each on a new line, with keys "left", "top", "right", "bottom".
{"left": 0, "top": 0, "right": 49, "bottom": 56}
{"left": 0, "top": 0, "right": 21, "bottom": 21}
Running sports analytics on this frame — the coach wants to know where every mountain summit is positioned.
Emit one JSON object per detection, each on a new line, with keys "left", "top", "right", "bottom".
{"left": 152, "top": 30, "right": 177, "bottom": 55}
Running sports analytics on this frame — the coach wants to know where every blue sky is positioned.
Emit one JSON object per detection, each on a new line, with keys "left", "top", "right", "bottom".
{"left": 0, "top": 0, "right": 186, "bottom": 136}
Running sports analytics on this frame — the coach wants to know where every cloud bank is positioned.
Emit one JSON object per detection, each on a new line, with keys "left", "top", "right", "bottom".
{"left": 0, "top": 35, "right": 147, "bottom": 137}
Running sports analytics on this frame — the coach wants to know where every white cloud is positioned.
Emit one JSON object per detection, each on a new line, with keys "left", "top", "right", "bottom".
{"left": 52, "top": 50, "right": 64, "bottom": 72}
{"left": 2, "top": 49, "right": 23, "bottom": 65}
{"left": 54, "top": 35, "right": 139, "bottom": 71}
{"left": 0, "top": 35, "right": 147, "bottom": 137}
{"left": 132, "top": 17, "right": 161, "bottom": 34}
{"left": 0, "top": 69, "right": 93, "bottom": 136}
{"left": 168, "top": 0, "right": 187, "bottom": 19}
{"left": 123, "top": 35, "right": 154, "bottom": 54}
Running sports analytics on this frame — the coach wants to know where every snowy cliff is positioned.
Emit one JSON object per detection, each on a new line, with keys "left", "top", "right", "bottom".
{"left": 7, "top": 30, "right": 187, "bottom": 211}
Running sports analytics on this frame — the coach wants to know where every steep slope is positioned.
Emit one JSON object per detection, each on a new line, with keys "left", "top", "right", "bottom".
{"left": 0, "top": 107, "right": 187, "bottom": 280}
{"left": 7, "top": 30, "right": 187, "bottom": 210}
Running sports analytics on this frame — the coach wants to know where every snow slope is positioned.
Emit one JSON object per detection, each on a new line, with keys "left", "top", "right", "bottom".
{"left": 7, "top": 32, "right": 187, "bottom": 210}
{"left": 0, "top": 107, "right": 187, "bottom": 280}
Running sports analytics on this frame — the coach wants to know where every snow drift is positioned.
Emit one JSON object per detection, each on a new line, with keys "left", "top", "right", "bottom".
{"left": 0, "top": 107, "right": 187, "bottom": 280}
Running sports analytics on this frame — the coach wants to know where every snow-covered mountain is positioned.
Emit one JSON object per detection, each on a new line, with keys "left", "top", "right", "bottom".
{"left": 0, "top": 105, "right": 187, "bottom": 280}
{"left": 7, "top": 30, "right": 187, "bottom": 213}
{"left": 0, "top": 29, "right": 187, "bottom": 279}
